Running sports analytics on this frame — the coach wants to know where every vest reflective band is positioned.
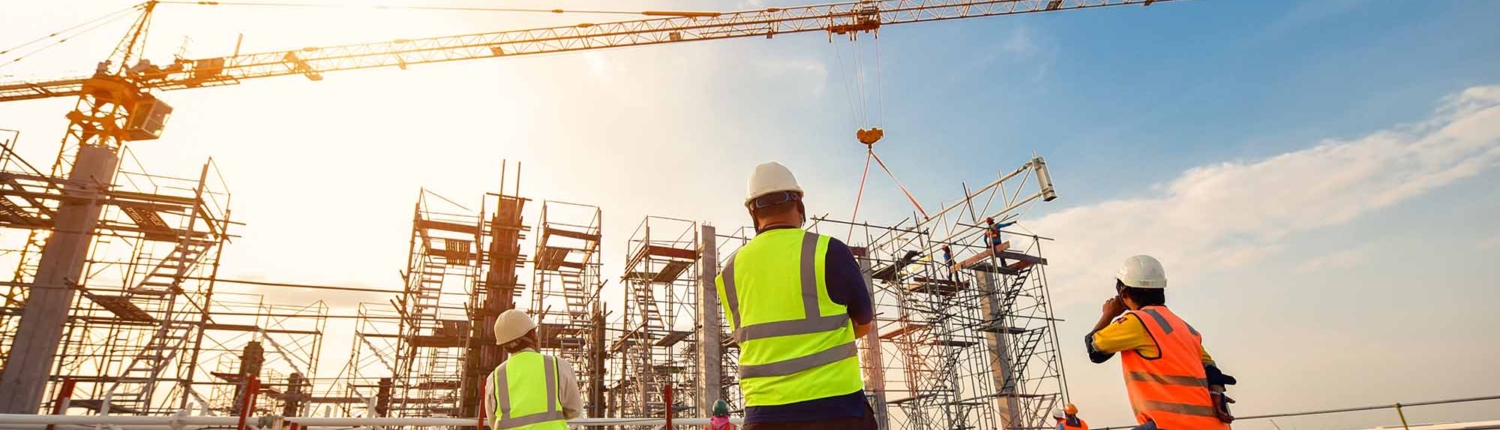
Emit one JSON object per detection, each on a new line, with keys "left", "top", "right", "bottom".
{"left": 489, "top": 351, "right": 567, "bottom": 430}
{"left": 1120, "top": 306, "right": 1227, "bottom": 430}
{"left": 715, "top": 229, "right": 863, "bottom": 406}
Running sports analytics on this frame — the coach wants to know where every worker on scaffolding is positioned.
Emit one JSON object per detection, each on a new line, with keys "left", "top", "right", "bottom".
{"left": 940, "top": 244, "right": 957, "bottom": 281}
{"left": 1086, "top": 255, "right": 1237, "bottom": 430}
{"left": 484, "top": 309, "right": 582, "bottom": 430}
{"left": 984, "top": 216, "right": 1016, "bottom": 249}
{"left": 715, "top": 162, "right": 877, "bottom": 430}
{"left": 1053, "top": 403, "right": 1088, "bottom": 430}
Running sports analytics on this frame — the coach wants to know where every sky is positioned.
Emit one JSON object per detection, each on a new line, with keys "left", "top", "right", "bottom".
{"left": 2, "top": 0, "right": 1499, "bottom": 428}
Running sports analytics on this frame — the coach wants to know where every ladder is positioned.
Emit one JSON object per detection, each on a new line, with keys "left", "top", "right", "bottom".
{"left": 128, "top": 239, "right": 213, "bottom": 296}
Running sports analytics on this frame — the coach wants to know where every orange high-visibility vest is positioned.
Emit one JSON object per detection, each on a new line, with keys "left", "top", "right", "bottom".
{"left": 1120, "top": 306, "right": 1229, "bottom": 430}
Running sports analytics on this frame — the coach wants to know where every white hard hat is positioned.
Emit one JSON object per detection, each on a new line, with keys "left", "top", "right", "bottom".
{"left": 493, "top": 309, "right": 537, "bottom": 346}
{"left": 1116, "top": 255, "right": 1167, "bottom": 289}
{"left": 745, "top": 162, "right": 804, "bottom": 205}
{"left": 1053, "top": 408, "right": 1066, "bottom": 419}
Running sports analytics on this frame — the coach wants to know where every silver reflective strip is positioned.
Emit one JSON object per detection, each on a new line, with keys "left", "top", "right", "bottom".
{"left": 544, "top": 356, "right": 557, "bottom": 413}
{"left": 799, "top": 231, "right": 819, "bottom": 318}
{"left": 1186, "top": 322, "right": 1200, "bottom": 338}
{"left": 496, "top": 367, "right": 511, "bottom": 421}
{"left": 722, "top": 258, "right": 741, "bottom": 329}
{"left": 739, "top": 341, "right": 858, "bottom": 379}
{"left": 496, "top": 410, "right": 567, "bottom": 429}
{"left": 1141, "top": 400, "right": 1218, "bottom": 418}
{"left": 734, "top": 314, "right": 850, "bottom": 343}
{"left": 1140, "top": 308, "right": 1174, "bottom": 335}
{"left": 1126, "top": 371, "right": 1208, "bottom": 387}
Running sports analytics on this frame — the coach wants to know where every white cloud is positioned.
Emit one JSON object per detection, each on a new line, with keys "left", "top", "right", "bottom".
{"left": 1002, "top": 25, "right": 1037, "bottom": 56}
{"left": 1031, "top": 85, "right": 1500, "bottom": 301}
{"left": 1296, "top": 246, "right": 1368, "bottom": 273}
{"left": 1479, "top": 233, "right": 1500, "bottom": 251}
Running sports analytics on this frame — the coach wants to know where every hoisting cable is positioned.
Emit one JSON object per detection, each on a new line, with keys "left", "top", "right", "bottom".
{"left": 847, "top": 150, "right": 874, "bottom": 241}
{"left": 870, "top": 150, "right": 928, "bottom": 219}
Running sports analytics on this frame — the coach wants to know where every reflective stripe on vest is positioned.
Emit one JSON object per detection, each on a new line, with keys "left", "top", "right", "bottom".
{"left": 716, "top": 229, "right": 863, "bottom": 406}
{"left": 1120, "top": 306, "right": 1227, "bottom": 430}
{"left": 491, "top": 352, "right": 567, "bottom": 430}
{"left": 719, "top": 230, "right": 855, "bottom": 377}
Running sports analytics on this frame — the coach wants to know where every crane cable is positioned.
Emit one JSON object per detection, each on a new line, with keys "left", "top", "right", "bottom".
{"left": 0, "top": 3, "right": 145, "bottom": 71}
{"left": 838, "top": 25, "right": 928, "bottom": 242}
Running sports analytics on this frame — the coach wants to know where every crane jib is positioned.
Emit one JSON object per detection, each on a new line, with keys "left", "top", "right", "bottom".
{"left": 0, "top": 0, "right": 1175, "bottom": 103}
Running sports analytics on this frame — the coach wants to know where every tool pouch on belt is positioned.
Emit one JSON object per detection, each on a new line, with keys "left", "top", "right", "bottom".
{"left": 1211, "top": 391, "right": 1236, "bottom": 423}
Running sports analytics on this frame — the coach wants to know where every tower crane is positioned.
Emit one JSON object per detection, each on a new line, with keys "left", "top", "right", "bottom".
{"left": 0, "top": 0, "right": 1179, "bottom": 414}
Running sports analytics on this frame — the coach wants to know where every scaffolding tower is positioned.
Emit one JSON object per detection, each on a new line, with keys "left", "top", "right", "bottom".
{"left": 817, "top": 156, "right": 1063, "bottom": 430}
{"left": 390, "top": 189, "right": 487, "bottom": 418}
{"left": 529, "top": 200, "right": 603, "bottom": 416}
{"left": 612, "top": 216, "right": 700, "bottom": 419}
{"left": 0, "top": 131, "right": 325, "bottom": 417}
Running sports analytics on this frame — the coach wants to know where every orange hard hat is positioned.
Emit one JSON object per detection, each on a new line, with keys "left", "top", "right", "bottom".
{"left": 1065, "top": 403, "right": 1078, "bottom": 415}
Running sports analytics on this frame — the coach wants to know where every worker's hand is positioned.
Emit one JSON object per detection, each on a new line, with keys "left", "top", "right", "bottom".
{"left": 1100, "top": 296, "right": 1126, "bottom": 318}
{"left": 1212, "top": 391, "right": 1236, "bottom": 423}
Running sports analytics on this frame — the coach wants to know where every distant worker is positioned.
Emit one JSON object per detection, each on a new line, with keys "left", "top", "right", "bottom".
{"left": 940, "top": 244, "right": 956, "bottom": 281}
{"left": 1086, "top": 255, "right": 1237, "bottom": 430}
{"left": 716, "top": 162, "right": 877, "bottom": 430}
{"left": 1053, "top": 403, "right": 1088, "bottom": 430}
{"left": 485, "top": 309, "right": 582, "bottom": 430}
{"left": 707, "top": 399, "right": 736, "bottom": 430}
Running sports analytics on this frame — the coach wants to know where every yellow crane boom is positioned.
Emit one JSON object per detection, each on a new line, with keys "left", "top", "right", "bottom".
{"left": 0, "top": 0, "right": 1171, "bottom": 103}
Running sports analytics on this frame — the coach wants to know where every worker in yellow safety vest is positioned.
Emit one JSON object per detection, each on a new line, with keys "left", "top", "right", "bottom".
{"left": 1053, "top": 403, "right": 1088, "bottom": 430}
{"left": 1086, "top": 255, "right": 1237, "bottom": 430}
{"left": 716, "top": 162, "right": 878, "bottom": 430}
{"left": 484, "top": 309, "right": 582, "bottom": 429}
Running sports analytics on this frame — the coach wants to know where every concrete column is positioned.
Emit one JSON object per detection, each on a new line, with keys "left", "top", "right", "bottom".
{"left": 695, "top": 225, "right": 722, "bottom": 412}
{"left": 0, "top": 145, "right": 120, "bottom": 413}
{"left": 854, "top": 248, "right": 890, "bottom": 430}
{"left": 977, "top": 271, "right": 1020, "bottom": 429}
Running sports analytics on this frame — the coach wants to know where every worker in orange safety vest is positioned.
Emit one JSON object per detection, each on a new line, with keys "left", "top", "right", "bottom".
{"left": 1086, "top": 255, "right": 1237, "bottom": 430}
{"left": 1053, "top": 403, "right": 1088, "bottom": 430}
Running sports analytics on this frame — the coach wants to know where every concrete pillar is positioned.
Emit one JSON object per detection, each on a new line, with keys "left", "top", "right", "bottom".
{"left": 0, "top": 145, "right": 120, "bottom": 413}
{"left": 977, "top": 271, "right": 1020, "bottom": 429}
{"left": 854, "top": 248, "right": 890, "bottom": 430}
{"left": 695, "top": 225, "right": 721, "bottom": 412}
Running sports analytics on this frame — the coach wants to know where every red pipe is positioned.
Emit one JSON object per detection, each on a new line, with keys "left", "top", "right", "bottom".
{"left": 45, "top": 378, "right": 77, "bottom": 430}
{"left": 665, "top": 384, "right": 673, "bottom": 429}
{"left": 237, "top": 376, "right": 261, "bottom": 430}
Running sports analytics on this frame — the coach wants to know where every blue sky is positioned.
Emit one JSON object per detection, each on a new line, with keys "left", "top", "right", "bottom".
{"left": 1, "top": 0, "right": 1498, "bottom": 428}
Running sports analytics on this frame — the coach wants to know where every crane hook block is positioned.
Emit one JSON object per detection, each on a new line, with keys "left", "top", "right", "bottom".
{"left": 857, "top": 127, "right": 884, "bottom": 146}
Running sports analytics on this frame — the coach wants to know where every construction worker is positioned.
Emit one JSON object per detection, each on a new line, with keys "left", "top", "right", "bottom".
{"left": 1086, "top": 255, "right": 1237, "bottom": 430}
{"left": 716, "top": 162, "right": 877, "bottom": 430}
{"left": 485, "top": 309, "right": 582, "bottom": 429}
{"left": 984, "top": 216, "right": 1016, "bottom": 249}
{"left": 1053, "top": 403, "right": 1088, "bottom": 430}
{"left": 707, "top": 399, "right": 736, "bottom": 430}
{"left": 940, "top": 245, "right": 956, "bottom": 281}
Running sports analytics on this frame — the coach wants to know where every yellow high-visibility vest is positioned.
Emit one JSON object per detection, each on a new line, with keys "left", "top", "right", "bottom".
{"left": 488, "top": 351, "right": 567, "bottom": 430}
{"left": 715, "top": 228, "right": 863, "bottom": 406}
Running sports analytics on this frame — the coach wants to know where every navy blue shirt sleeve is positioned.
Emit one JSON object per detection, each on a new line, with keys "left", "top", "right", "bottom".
{"left": 823, "top": 238, "right": 873, "bottom": 325}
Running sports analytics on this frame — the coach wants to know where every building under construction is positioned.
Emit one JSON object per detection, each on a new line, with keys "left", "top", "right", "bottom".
{"left": 1, "top": 116, "right": 1067, "bottom": 428}
{"left": 0, "top": 0, "right": 1133, "bottom": 427}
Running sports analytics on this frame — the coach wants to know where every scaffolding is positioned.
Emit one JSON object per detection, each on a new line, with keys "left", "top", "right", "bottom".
{"left": 814, "top": 156, "right": 1064, "bottom": 430}
{"left": 0, "top": 131, "right": 326, "bottom": 417}
{"left": 612, "top": 216, "right": 700, "bottom": 419}
{"left": 529, "top": 200, "right": 604, "bottom": 417}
